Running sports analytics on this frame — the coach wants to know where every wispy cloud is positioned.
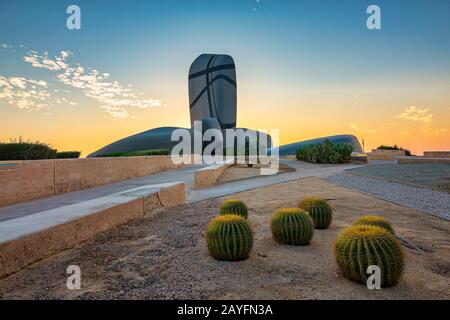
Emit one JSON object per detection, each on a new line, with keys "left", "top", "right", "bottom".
{"left": 0, "top": 76, "right": 50, "bottom": 110}
{"left": 349, "top": 122, "right": 375, "bottom": 134}
{"left": 396, "top": 106, "right": 447, "bottom": 134}
{"left": 0, "top": 43, "right": 13, "bottom": 49}
{"left": 422, "top": 126, "right": 448, "bottom": 134}
{"left": 397, "top": 106, "right": 432, "bottom": 123}
{"left": 23, "top": 50, "right": 162, "bottom": 119}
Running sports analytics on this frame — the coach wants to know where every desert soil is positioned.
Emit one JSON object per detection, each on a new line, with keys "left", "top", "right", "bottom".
{"left": 0, "top": 177, "right": 449, "bottom": 299}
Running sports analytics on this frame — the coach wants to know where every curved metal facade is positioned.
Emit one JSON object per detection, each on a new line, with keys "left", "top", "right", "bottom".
{"left": 271, "top": 134, "right": 363, "bottom": 156}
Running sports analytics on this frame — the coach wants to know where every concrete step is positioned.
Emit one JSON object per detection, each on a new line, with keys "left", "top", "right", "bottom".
{"left": 0, "top": 181, "right": 185, "bottom": 278}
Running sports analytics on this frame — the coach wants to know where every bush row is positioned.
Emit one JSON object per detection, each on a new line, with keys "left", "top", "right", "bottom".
{"left": 96, "top": 149, "right": 170, "bottom": 157}
{"left": 0, "top": 139, "right": 80, "bottom": 160}
{"left": 377, "top": 144, "right": 412, "bottom": 156}
{"left": 295, "top": 139, "right": 355, "bottom": 164}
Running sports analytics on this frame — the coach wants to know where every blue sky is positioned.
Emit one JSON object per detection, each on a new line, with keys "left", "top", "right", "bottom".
{"left": 2, "top": 0, "right": 449, "bottom": 85}
{"left": 1, "top": 0, "right": 449, "bottom": 155}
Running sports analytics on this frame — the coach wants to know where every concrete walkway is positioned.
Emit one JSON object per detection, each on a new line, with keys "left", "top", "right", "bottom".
{"left": 0, "top": 159, "right": 361, "bottom": 222}
{"left": 188, "top": 160, "right": 362, "bottom": 202}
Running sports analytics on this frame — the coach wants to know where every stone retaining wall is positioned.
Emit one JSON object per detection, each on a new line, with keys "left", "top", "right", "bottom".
{"left": 0, "top": 182, "right": 185, "bottom": 278}
{"left": 0, "top": 156, "right": 187, "bottom": 207}
{"left": 367, "top": 149, "right": 405, "bottom": 161}
{"left": 397, "top": 157, "right": 450, "bottom": 164}
{"left": 194, "top": 160, "right": 233, "bottom": 189}
{"left": 423, "top": 151, "right": 450, "bottom": 159}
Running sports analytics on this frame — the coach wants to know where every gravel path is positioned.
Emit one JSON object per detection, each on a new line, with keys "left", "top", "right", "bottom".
{"left": 345, "top": 164, "right": 450, "bottom": 193}
{"left": 327, "top": 172, "right": 450, "bottom": 220}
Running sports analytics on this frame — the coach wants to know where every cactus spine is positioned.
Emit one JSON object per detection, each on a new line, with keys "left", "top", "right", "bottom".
{"left": 271, "top": 208, "right": 314, "bottom": 245}
{"left": 334, "top": 225, "right": 404, "bottom": 287}
{"left": 220, "top": 199, "right": 248, "bottom": 219}
{"left": 299, "top": 197, "right": 333, "bottom": 229}
{"left": 353, "top": 215, "right": 395, "bottom": 234}
{"left": 206, "top": 214, "right": 253, "bottom": 261}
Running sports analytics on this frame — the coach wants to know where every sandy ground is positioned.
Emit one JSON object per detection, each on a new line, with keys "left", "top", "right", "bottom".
{"left": 0, "top": 177, "right": 449, "bottom": 300}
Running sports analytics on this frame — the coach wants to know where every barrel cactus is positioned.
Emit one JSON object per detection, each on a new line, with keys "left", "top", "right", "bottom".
{"left": 299, "top": 196, "right": 333, "bottom": 229}
{"left": 220, "top": 199, "right": 248, "bottom": 219}
{"left": 271, "top": 208, "right": 314, "bottom": 245}
{"left": 206, "top": 214, "right": 253, "bottom": 261}
{"left": 353, "top": 215, "right": 395, "bottom": 234}
{"left": 334, "top": 225, "right": 404, "bottom": 287}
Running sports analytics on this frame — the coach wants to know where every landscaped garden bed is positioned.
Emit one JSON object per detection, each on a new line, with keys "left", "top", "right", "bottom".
{"left": 0, "top": 177, "right": 448, "bottom": 299}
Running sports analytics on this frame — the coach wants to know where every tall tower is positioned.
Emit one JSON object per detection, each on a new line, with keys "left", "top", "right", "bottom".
{"left": 188, "top": 54, "right": 237, "bottom": 129}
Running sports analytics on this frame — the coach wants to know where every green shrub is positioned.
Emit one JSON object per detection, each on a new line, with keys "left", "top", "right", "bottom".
{"left": 220, "top": 199, "right": 248, "bottom": 219}
{"left": 377, "top": 145, "right": 412, "bottom": 156}
{"left": 295, "top": 139, "right": 355, "bottom": 164}
{"left": 334, "top": 225, "right": 404, "bottom": 287}
{"left": 206, "top": 215, "right": 253, "bottom": 261}
{"left": 97, "top": 152, "right": 127, "bottom": 157}
{"left": 271, "top": 208, "right": 314, "bottom": 245}
{"left": 353, "top": 215, "right": 395, "bottom": 235}
{"left": 0, "top": 139, "right": 57, "bottom": 160}
{"left": 97, "top": 149, "right": 169, "bottom": 157}
{"left": 299, "top": 197, "right": 333, "bottom": 229}
{"left": 123, "top": 149, "right": 169, "bottom": 156}
{"left": 56, "top": 151, "right": 81, "bottom": 159}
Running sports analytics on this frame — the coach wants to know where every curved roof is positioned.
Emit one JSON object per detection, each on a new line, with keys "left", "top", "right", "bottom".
{"left": 271, "top": 134, "right": 363, "bottom": 156}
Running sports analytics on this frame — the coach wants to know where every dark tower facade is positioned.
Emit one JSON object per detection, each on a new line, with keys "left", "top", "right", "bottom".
{"left": 188, "top": 54, "right": 237, "bottom": 129}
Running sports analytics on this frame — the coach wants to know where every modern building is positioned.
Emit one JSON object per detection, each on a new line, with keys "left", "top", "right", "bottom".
{"left": 88, "top": 54, "right": 267, "bottom": 157}
{"left": 271, "top": 134, "right": 363, "bottom": 156}
{"left": 88, "top": 54, "right": 361, "bottom": 157}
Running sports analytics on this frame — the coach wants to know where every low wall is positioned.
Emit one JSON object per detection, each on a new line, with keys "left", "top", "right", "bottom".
{"left": 0, "top": 182, "right": 185, "bottom": 278}
{"left": 0, "top": 160, "right": 55, "bottom": 208}
{"left": 194, "top": 160, "right": 233, "bottom": 189}
{"left": 368, "top": 149, "right": 405, "bottom": 161}
{"left": 0, "top": 156, "right": 187, "bottom": 207}
{"left": 351, "top": 154, "right": 368, "bottom": 163}
{"left": 423, "top": 151, "right": 450, "bottom": 159}
{"left": 397, "top": 157, "right": 450, "bottom": 164}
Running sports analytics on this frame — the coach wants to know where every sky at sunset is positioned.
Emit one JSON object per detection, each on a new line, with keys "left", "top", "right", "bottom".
{"left": 1, "top": 0, "right": 449, "bottom": 156}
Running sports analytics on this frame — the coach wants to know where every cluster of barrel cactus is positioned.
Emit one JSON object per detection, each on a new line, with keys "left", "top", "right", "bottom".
{"left": 298, "top": 197, "right": 333, "bottom": 229}
{"left": 220, "top": 199, "right": 248, "bottom": 219}
{"left": 271, "top": 208, "right": 314, "bottom": 245}
{"left": 206, "top": 199, "right": 253, "bottom": 261}
{"left": 334, "top": 224, "right": 404, "bottom": 287}
{"left": 353, "top": 215, "right": 395, "bottom": 234}
{"left": 206, "top": 198, "right": 403, "bottom": 288}
{"left": 206, "top": 214, "right": 253, "bottom": 261}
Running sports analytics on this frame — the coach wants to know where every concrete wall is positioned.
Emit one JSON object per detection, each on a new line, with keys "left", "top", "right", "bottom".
{"left": 194, "top": 161, "right": 233, "bottom": 189}
{"left": 0, "top": 160, "right": 55, "bottom": 208}
{"left": 397, "top": 157, "right": 450, "bottom": 164}
{"left": 0, "top": 156, "right": 186, "bottom": 207}
{"left": 367, "top": 149, "right": 405, "bottom": 161}
{"left": 423, "top": 151, "right": 450, "bottom": 159}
